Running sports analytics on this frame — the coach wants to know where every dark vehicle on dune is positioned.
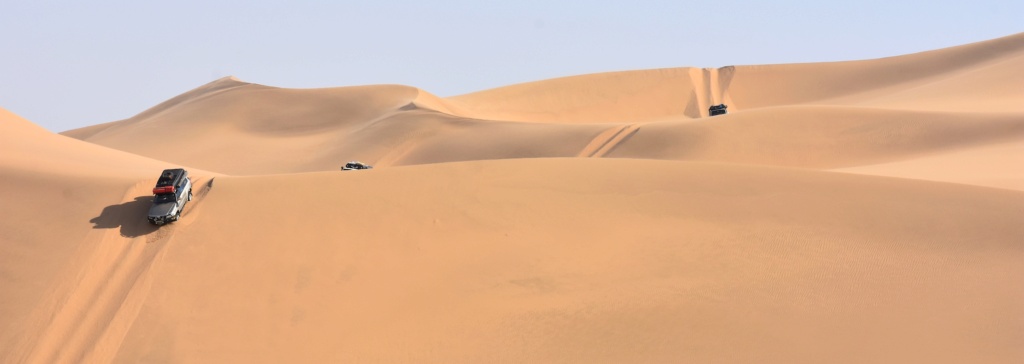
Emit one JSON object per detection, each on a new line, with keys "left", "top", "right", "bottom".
{"left": 148, "top": 168, "right": 192, "bottom": 225}
{"left": 709, "top": 104, "right": 728, "bottom": 116}
{"left": 341, "top": 161, "right": 373, "bottom": 171}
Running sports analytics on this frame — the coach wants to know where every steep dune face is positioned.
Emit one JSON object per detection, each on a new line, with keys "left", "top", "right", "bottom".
{"left": 1, "top": 109, "right": 169, "bottom": 178}
{"left": 8, "top": 34, "right": 1024, "bottom": 363}
{"left": 0, "top": 108, "right": 191, "bottom": 362}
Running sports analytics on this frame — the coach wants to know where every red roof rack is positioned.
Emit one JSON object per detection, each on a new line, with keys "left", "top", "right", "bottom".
{"left": 153, "top": 186, "right": 176, "bottom": 195}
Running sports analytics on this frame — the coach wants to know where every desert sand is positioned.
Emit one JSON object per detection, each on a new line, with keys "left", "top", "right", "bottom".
{"left": 2, "top": 33, "right": 1022, "bottom": 363}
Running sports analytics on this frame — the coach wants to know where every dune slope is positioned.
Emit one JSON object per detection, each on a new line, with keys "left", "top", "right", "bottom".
{"left": 0, "top": 108, "right": 207, "bottom": 362}
{"left": 449, "top": 32, "right": 1024, "bottom": 119}
{"left": 61, "top": 33, "right": 1024, "bottom": 189}
{"left": 67, "top": 159, "right": 1024, "bottom": 363}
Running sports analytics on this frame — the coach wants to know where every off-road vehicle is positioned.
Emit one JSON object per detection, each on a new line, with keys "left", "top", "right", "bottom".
{"left": 709, "top": 104, "right": 728, "bottom": 116}
{"left": 148, "top": 168, "right": 192, "bottom": 225}
{"left": 341, "top": 161, "right": 373, "bottom": 170}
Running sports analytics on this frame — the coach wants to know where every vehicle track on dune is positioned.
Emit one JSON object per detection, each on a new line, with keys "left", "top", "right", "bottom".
{"left": 14, "top": 177, "right": 214, "bottom": 364}
{"left": 578, "top": 124, "right": 641, "bottom": 158}
{"left": 688, "top": 66, "right": 736, "bottom": 117}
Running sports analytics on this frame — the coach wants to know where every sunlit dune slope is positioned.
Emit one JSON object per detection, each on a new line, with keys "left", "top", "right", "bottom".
{"left": 450, "top": 32, "right": 1024, "bottom": 119}
{"left": 0, "top": 108, "right": 200, "bottom": 361}
{"left": 62, "top": 33, "right": 1024, "bottom": 189}
{"left": 61, "top": 78, "right": 621, "bottom": 174}
{"left": 62, "top": 79, "right": 426, "bottom": 174}
{"left": 95, "top": 159, "right": 1022, "bottom": 363}
{"left": 609, "top": 107, "right": 1024, "bottom": 169}
{"left": 727, "top": 32, "right": 1024, "bottom": 112}
{"left": 835, "top": 139, "right": 1024, "bottom": 191}
{"left": 1, "top": 108, "right": 173, "bottom": 178}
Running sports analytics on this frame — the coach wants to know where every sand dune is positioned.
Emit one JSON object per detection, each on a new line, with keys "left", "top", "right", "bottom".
{"left": 4, "top": 158, "right": 1021, "bottom": 363}
{"left": 448, "top": 32, "right": 1024, "bottom": 119}
{"left": 3, "top": 33, "right": 1023, "bottom": 363}
{"left": 611, "top": 106, "right": 1024, "bottom": 169}
{"left": 61, "top": 33, "right": 1024, "bottom": 185}
{"left": 0, "top": 108, "right": 192, "bottom": 362}
{"left": 726, "top": 33, "right": 1024, "bottom": 111}
{"left": 835, "top": 139, "right": 1024, "bottom": 191}
{"left": 110, "top": 159, "right": 1023, "bottom": 363}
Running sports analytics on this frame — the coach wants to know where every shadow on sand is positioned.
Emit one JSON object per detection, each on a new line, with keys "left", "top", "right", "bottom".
{"left": 90, "top": 196, "right": 160, "bottom": 238}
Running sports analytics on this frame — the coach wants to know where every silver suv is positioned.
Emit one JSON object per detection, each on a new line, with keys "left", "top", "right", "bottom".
{"left": 147, "top": 168, "right": 192, "bottom": 225}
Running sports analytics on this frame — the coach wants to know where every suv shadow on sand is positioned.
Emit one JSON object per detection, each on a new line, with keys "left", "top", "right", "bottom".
{"left": 90, "top": 196, "right": 160, "bottom": 238}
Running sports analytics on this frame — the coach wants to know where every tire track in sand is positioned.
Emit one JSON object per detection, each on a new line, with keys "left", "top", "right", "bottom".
{"left": 688, "top": 66, "right": 736, "bottom": 117}
{"left": 578, "top": 124, "right": 640, "bottom": 158}
{"left": 16, "top": 177, "right": 214, "bottom": 364}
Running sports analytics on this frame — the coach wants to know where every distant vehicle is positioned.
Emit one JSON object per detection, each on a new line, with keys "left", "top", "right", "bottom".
{"left": 709, "top": 104, "right": 728, "bottom": 116}
{"left": 148, "top": 168, "right": 192, "bottom": 225}
{"left": 341, "top": 161, "right": 373, "bottom": 171}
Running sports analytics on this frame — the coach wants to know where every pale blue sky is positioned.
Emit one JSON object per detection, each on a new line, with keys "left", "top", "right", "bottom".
{"left": 1, "top": 1, "right": 1021, "bottom": 131}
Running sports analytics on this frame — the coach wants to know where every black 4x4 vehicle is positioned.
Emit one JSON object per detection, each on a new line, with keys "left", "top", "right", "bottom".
{"left": 709, "top": 104, "right": 728, "bottom": 116}
{"left": 148, "top": 168, "right": 192, "bottom": 225}
{"left": 341, "top": 161, "right": 373, "bottom": 171}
